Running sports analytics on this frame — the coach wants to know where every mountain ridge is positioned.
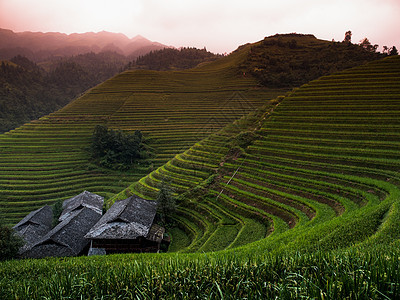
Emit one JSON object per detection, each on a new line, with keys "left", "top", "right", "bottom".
{"left": 0, "top": 28, "right": 168, "bottom": 60}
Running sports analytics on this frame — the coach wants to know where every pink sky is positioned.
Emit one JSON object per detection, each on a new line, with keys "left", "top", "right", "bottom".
{"left": 0, "top": 0, "right": 399, "bottom": 53}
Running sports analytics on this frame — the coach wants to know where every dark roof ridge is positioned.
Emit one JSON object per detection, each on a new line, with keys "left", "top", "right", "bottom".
{"left": 85, "top": 195, "right": 158, "bottom": 240}
{"left": 35, "top": 238, "right": 70, "bottom": 249}
{"left": 112, "top": 196, "right": 131, "bottom": 221}
{"left": 22, "top": 206, "right": 102, "bottom": 258}
{"left": 59, "top": 190, "right": 104, "bottom": 221}
{"left": 27, "top": 209, "right": 83, "bottom": 250}
{"left": 12, "top": 205, "right": 53, "bottom": 229}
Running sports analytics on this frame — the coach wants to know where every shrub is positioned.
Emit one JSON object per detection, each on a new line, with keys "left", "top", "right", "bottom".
{"left": 90, "top": 125, "right": 150, "bottom": 170}
{"left": 156, "top": 181, "right": 177, "bottom": 225}
{"left": 52, "top": 200, "right": 63, "bottom": 227}
{"left": 0, "top": 220, "right": 24, "bottom": 261}
{"left": 233, "top": 131, "right": 258, "bottom": 149}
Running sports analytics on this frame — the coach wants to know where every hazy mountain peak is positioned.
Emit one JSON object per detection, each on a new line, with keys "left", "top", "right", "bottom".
{"left": 0, "top": 28, "right": 167, "bottom": 60}
{"left": 131, "top": 34, "right": 147, "bottom": 41}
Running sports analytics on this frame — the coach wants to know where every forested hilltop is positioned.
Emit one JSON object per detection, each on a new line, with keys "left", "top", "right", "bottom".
{"left": 238, "top": 33, "right": 386, "bottom": 87}
{"left": 133, "top": 47, "right": 222, "bottom": 70}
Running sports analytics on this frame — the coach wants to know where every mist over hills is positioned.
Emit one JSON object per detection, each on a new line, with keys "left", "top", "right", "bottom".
{"left": 0, "top": 28, "right": 167, "bottom": 61}
{"left": 0, "top": 32, "right": 387, "bottom": 134}
{"left": 0, "top": 28, "right": 172, "bottom": 133}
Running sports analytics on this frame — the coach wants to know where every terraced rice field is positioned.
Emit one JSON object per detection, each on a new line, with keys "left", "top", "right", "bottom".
{"left": 126, "top": 56, "right": 400, "bottom": 252}
{"left": 0, "top": 48, "right": 285, "bottom": 225}
{"left": 2, "top": 53, "right": 400, "bottom": 300}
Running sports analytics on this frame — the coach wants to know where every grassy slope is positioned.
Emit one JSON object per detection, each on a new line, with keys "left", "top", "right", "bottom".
{"left": 225, "top": 56, "right": 400, "bottom": 254}
{"left": 1, "top": 56, "right": 400, "bottom": 299}
{"left": 0, "top": 42, "right": 285, "bottom": 225}
{"left": 120, "top": 56, "right": 400, "bottom": 255}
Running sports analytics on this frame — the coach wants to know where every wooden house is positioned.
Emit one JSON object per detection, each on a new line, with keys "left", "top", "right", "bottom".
{"left": 18, "top": 191, "right": 104, "bottom": 258}
{"left": 21, "top": 207, "right": 102, "bottom": 258}
{"left": 85, "top": 195, "right": 167, "bottom": 254}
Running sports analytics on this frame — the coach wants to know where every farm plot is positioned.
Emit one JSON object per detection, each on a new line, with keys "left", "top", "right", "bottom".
{"left": 209, "top": 56, "right": 400, "bottom": 251}
{"left": 127, "top": 56, "right": 400, "bottom": 252}
{"left": 0, "top": 48, "right": 284, "bottom": 225}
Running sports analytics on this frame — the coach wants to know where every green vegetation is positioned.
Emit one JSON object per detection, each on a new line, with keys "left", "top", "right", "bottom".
{"left": 0, "top": 53, "right": 128, "bottom": 133}
{"left": 90, "top": 125, "right": 149, "bottom": 170}
{"left": 60, "top": 55, "right": 400, "bottom": 298}
{"left": 0, "top": 219, "right": 23, "bottom": 261}
{"left": 0, "top": 39, "right": 286, "bottom": 226}
{"left": 156, "top": 180, "right": 177, "bottom": 224}
{"left": 0, "top": 47, "right": 220, "bottom": 134}
{"left": 51, "top": 200, "right": 63, "bottom": 228}
{"left": 1, "top": 246, "right": 400, "bottom": 298}
{"left": 137, "top": 55, "right": 400, "bottom": 255}
{"left": 134, "top": 47, "right": 221, "bottom": 70}
{"left": 1, "top": 35, "right": 400, "bottom": 298}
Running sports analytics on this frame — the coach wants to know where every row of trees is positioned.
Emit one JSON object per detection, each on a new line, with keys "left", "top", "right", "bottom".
{"left": 239, "top": 33, "right": 387, "bottom": 88}
{"left": 344, "top": 31, "right": 398, "bottom": 55}
{"left": 133, "top": 47, "right": 221, "bottom": 71}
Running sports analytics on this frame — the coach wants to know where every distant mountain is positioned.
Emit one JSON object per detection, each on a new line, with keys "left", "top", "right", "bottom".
{"left": 0, "top": 28, "right": 167, "bottom": 62}
{"left": 0, "top": 29, "right": 170, "bottom": 132}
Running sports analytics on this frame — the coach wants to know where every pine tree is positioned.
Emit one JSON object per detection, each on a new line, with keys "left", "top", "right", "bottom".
{"left": 156, "top": 180, "right": 176, "bottom": 224}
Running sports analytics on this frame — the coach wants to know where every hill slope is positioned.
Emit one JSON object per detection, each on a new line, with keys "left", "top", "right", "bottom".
{"left": 124, "top": 55, "right": 400, "bottom": 253}
{"left": 0, "top": 53, "right": 129, "bottom": 133}
{"left": 0, "top": 44, "right": 284, "bottom": 225}
{"left": 1, "top": 55, "right": 400, "bottom": 300}
{"left": 0, "top": 34, "right": 385, "bottom": 226}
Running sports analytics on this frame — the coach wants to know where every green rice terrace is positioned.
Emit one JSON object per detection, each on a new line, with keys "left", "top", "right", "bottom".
{"left": 0, "top": 44, "right": 286, "bottom": 226}
{"left": 114, "top": 56, "right": 400, "bottom": 256}
{"left": 1, "top": 38, "right": 400, "bottom": 298}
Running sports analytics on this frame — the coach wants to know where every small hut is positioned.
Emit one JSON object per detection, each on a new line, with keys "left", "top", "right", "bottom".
{"left": 85, "top": 195, "right": 166, "bottom": 254}
{"left": 22, "top": 207, "right": 102, "bottom": 258}
{"left": 13, "top": 205, "right": 53, "bottom": 252}
{"left": 19, "top": 191, "right": 104, "bottom": 258}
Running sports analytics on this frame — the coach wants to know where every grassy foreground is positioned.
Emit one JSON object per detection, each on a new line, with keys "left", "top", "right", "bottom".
{"left": 1, "top": 245, "right": 400, "bottom": 299}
